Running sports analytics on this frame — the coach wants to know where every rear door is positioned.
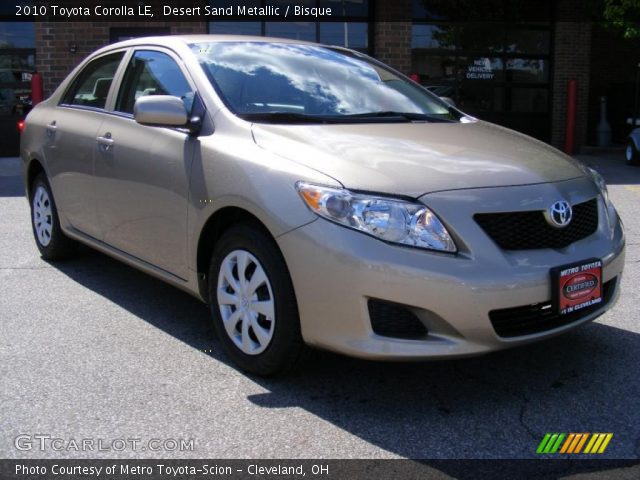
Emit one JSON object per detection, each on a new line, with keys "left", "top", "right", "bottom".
{"left": 93, "top": 48, "right": 197, "bottom": 279}
{"left": 44, "top": 52, "right": 125, "bottom": 238}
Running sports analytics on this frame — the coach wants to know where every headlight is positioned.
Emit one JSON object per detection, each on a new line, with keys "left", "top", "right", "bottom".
{"left": 296, "top": 182, "right": 457, "bottom": 253}
{"left": 589, "top": 167, "right": 610, "bottom": 206}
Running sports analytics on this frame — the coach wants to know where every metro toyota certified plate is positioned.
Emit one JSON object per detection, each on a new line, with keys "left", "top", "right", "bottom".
{"left": 552, "top": 259, "right": 603, "bottom": 315}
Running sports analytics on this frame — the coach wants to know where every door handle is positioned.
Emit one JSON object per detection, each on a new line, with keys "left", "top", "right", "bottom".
{"left": 96, "top": 132, "right": 114, "bottom": 152}
{"left": 46, "top": 121, "right": 57, "bottom": 137}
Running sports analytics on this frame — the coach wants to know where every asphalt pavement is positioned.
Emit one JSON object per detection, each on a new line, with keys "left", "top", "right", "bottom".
{"left": 1, "top": 153, "right": 639, "bottom": 464}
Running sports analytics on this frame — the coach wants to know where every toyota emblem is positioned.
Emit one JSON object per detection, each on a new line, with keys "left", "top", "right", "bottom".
{"left": 546, "top": 200, "right": 573, "bottom": 228}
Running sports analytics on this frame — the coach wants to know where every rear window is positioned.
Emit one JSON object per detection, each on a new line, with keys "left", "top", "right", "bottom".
{"left": 62, "top": 52, "right": 124, "bottom": 110}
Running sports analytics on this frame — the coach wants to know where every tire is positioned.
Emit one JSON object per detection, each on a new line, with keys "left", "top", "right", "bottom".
{"left": 30, "top": 173, "right": 76, "bottom": 260}
{"left": 625, "top": 140, "right": 639, "bottom": 166}
{"left": 208, "top": 223, "right": 305, "bottom": 376}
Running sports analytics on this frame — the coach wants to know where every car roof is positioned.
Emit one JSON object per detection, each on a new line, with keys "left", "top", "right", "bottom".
{"left": 105, "top": 34, "right": 321, "bottom": 51}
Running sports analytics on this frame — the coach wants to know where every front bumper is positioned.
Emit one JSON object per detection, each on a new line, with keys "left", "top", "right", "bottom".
{"left": 277, "top": 180, "right": 626, "bottom": 360}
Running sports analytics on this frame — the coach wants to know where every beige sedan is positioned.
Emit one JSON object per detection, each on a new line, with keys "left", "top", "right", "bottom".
{"left": 21, "top": 36, "right": 625, "bottom": 375}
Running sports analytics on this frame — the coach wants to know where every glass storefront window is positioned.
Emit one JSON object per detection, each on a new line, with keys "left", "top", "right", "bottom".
{"left": 319, "top": 22, "right": 368, "bottom": 49}
{"left": 208, "top": 0, "right": 371, "bottom": 52}
{"left": 209, "top": 22, "right": 262, "bottom": 36}
{"left": 411, "top": 0, "right": 551, "bottom": 140}
{"left": 506, "top": 58, "right": 548, "bottom": 83}
{"left": 457, "top": 24, "right": 505, "bottom": 53}
{"left": 411, "top": 54, "right": 458, "bottom": 84}
{"left": 457, "top": 84, "right": 504, "bottom": 112}
{"left": 412, "top": 24, "right": 456, "bottom": 50}
{"left": 511, "top": 88, "right": 549, "bottom": 112}
{"left": 0, "top": 22, "right": 35, "bottom": 48}
{"left": 461, "top": 57, "right": 504, "bottom": 82}
{"left": 265, "top": 22, "right": 316, "bottom": 41}
{"left": 505, "top": 29, "right": 550, "bottom": 55}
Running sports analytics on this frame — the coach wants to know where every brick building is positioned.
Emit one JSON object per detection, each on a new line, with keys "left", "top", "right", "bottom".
{"left": 1, "top": 0, "right": 639, "bottom": 156}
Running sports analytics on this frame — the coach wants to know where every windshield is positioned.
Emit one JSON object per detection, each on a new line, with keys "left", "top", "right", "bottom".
{"left": 191, "top": 41, "right": 460, "bottom": 123}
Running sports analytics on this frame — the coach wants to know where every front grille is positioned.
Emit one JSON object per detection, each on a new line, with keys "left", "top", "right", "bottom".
{"left": 474, "top": 199, "right": 599, "bottom": 250}
{"left": 489, "top": 278, "right": 616, "bottom": 338}
{"left": 368, "top": 299, "right": 428, "bottom": 339}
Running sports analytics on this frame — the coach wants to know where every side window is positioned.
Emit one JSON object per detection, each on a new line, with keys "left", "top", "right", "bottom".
{"left": 62, "top": 52, "right": 124, "bottom": 109}
{"left": 115, "top": 50, "right": 194, "bottom": 115}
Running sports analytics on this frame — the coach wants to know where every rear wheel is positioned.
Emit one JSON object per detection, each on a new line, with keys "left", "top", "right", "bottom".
{"left": 208, "top": 224, "right": 304, "bottom": 375}
{"left": 30, "top": 173, "right": 76, "bottom": 260}
{"left": 625, "top": 140, "right": 639, "bottom": 166}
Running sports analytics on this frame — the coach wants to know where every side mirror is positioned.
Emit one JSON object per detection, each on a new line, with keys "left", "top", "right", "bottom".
{"left": 134, "top": 95, "right": 188, "bottom": 128}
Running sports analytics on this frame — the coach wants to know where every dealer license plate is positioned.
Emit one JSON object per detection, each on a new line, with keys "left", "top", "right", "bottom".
{"left": 551, "top": 259, "right": 603, "bottom": 315}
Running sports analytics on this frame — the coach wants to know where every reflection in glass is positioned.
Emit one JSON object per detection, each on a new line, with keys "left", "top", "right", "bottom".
{"left": 457, "top": 24, "right": 505, "bottom": 52}
{"left": 411, "top": 54, "right": 458, "bottom": 84}
{"left": 192, "top": 42, "right": 455, "bottom": 119}
{"left": 209, "top": 22, "right": 262, "bottom": 36}
{"left": 505, "top": 29, "right": 550, "bottom": 54}
{"left": 265, "top": 22, "right": 316, "bottom": 41}
{"left": 0, "top": 22, "right": 35, "bottom": 48}
{"left": 0, "top": 52, "right": 35, "bottom": 116}
{"left": 319, "top": 22, "right": 368, "bottom": 49}
{"left": 412, "top": 24, "right": 456, "bottom": 49}
{"left": 506, "top": 58, "right": 547, "bottom": 83}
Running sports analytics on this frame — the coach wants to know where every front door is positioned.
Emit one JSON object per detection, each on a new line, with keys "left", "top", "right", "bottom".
{"left": 93, "top": 49, "right": 197, "bottom": 279}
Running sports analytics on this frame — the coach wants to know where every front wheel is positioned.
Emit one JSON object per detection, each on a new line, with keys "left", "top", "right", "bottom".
{"left": 30, "top": 173, "right": 76, "bottom": 260}
{"left": 625, "top": 140, "right": 639, "bottom": 166}
{"left": 208, "top": 224, "right": 305, "bottom": 375}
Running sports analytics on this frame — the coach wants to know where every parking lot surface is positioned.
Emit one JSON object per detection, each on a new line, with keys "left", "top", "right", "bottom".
{"left": 1, "top": 154, "right": 639, "bottom": 460}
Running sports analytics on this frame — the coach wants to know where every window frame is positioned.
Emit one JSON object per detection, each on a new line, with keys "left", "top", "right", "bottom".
{"left": 110, "top": 46, "right": 199, "bottom": 120}
{"left": 59, "top": 50, "right": 127, "bottom": 113}
{"left": 410, "top": 19, "right": 554, "bottom": 140}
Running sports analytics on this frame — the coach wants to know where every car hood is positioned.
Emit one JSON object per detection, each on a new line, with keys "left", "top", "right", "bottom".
{"left": 251, "top": 120, "right": 587, "bottom": 198}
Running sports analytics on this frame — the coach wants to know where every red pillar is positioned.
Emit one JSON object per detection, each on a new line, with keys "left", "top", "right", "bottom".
{"left": 31, "top": 72, "right": 44, "bottom": 106}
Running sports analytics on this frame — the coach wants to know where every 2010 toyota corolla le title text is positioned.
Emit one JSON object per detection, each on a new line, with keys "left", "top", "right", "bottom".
{"left": 21, "top": 35, "right": 625, "bottom": 375}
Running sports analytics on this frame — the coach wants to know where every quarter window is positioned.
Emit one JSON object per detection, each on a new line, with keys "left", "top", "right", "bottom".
{"left": 62, "top": 52, "right": 124, "bottom": 109}
{"left": 115, "top": 50, "right": 194, "bottom": 115}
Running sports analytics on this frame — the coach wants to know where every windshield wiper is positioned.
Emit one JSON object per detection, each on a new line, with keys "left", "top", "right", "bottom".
{"left": 238, "top": 112, "right": 340, "bottom": 124}
{"left": 238, "top": 111, "right": 457, "bottom": 124}
{"left": 342, "top": 111, "right": 456, "bottom": 123}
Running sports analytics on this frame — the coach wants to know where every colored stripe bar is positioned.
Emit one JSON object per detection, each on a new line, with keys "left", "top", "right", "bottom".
{"left": 560, "top": 434, "right": 576, "bottom": 454}
{"left": 597, "top": 434, "right": 613, "bottom": 454}
{"left": 537, "top": 434, "right": 552, "bottom": 454}
{"left": 550, "top": 433, "right": 566, "bottom": 453}
{"left": 543, "top": 434, "right": 559, "bottom": 454}
{"left": 574, "top": 433, "right": 589, "bottom": 454}
{"left": 584, "top": 434, "right": 598, "bottom": 454}
{"left": 567, "top": 433, "right": 583, "bottom": 454}
{"left": 590, "top": 434, "right": 607, "bottom": 453}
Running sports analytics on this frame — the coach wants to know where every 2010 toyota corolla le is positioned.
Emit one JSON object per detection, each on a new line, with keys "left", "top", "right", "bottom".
{"left": 21, "top": 35, "right": 625, "bottom": 375}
